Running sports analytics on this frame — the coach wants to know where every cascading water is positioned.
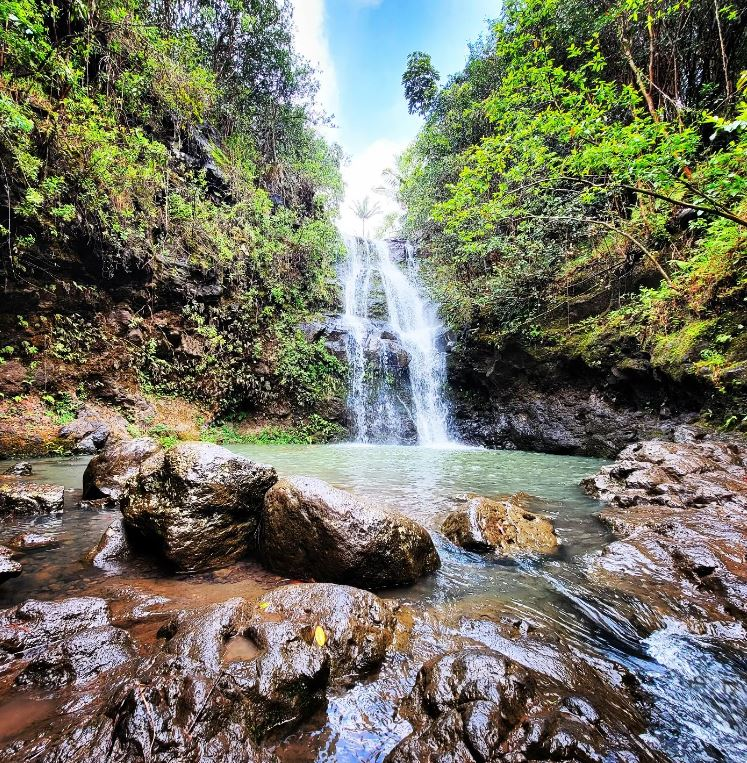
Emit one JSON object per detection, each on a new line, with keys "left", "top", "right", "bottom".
{"left": 340, "top": 235, "right": 451, "bottom": 446}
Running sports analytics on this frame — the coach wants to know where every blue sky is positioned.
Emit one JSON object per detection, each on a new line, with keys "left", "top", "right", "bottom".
{"left": 290, "top": 0, "right": 498, "bottom": 232}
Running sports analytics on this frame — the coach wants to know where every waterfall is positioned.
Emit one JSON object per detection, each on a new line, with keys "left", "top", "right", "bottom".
{"left": 340, "top": 236, "right": 451, "bottom": 446}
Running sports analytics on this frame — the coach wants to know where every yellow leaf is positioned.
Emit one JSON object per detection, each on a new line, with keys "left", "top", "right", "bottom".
{"left": 258, "top": 602, "right": 270, "bottom": 610}
{"left": 314, "top": 625, "right": 326, "bottom": 647}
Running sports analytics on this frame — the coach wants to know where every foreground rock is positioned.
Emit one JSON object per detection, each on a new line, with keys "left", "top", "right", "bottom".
{"left": 0, "top": 477, "right": 64, "bottom": 514}
{"left": 260, "top": 476, "right": 440, "bottom": 588}
{"left": 0, "top": 585, "right": 396, "bottom": 762}
{"left": 386, "top": 647, "right": 658, "bottom": 763}
{"left": 0, "top": 544, "right": 22, "bottom": 584}
{"left": 122, "top": 442, "right": 277, "bottom": 572}
{"left": 441, "top": 493, "right": 559, "bottom": 555}
{"left": 583, "top": 438, "right": 747, "bottom": 629}
{"left": 82, "top": 436, "right": 165, "bottom": 502}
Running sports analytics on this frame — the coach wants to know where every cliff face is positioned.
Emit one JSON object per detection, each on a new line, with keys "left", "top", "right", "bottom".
{"left": 446, "top": 339, "right": 705, "bottom": 457}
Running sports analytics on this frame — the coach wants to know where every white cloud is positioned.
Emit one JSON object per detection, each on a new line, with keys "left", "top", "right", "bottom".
{"left": 289, "top": 0, "right": 340, "bottom": 122}
{"left": 339, "top": 138, "right": 407, "bottom": 237}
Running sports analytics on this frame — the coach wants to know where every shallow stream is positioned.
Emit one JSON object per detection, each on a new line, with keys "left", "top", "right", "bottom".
{"left": 1, "top": 444, "right": 746, "bottom": 762}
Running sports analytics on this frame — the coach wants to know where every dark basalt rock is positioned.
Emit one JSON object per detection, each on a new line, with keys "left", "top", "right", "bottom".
{"left": 259, "top": 476, "right": 440, "bottom": 588}
{"left": 441, "top": 493, "right": 559, "bottom": 555}
{"left": 83, "top": 517, "right": 133, "bottom": 571}
{"left": 0, "top": 597, "right": 111, "bottom": 656}
{"left": 385, "top": 648, "right": 658, "bottom": 763}
{"left": 4, "top": 461, "right": 32, "bottom": 476}
{"left": 447, "top": 339, "right": 706, "bottom": 457}
{"left": 2, "top": 585, "right": 397, "bottom": 762}
{"left": 0, "top": 477, "right": 65, "bottom": 514}
{"left": 0, "top": 544, "right": 22, "bottom": 584}
{"left": 7, "top": 532, "right": 60, "bottom": 552}
{"left": 15, "top": 626, "right": 135, "bottom": 689}
{"left": 246, "top": 583, "right": 395, "bottom": 683}
{"left": 583, "top": 438, "right": 747, "bottom": 628}
{"left": 122, "top": 442, "right": 277, "bottom": 572}
{"left": 82, "top": 436, "right": 165, "bottom": 502}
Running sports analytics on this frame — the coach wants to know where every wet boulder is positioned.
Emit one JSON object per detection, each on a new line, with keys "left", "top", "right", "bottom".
{"left": 0, "top": 597, "right": 111, "bottom": 656}
{"left": 0, "top": 544, "right": 22, "bottom": 584}
{"left": 83, "top": 517, "right": 133, "bottom": 572}
{"left": 122, "top": 442, "right": 277, "bottom": 572}
{"left": 385, "top": 648, "right": 648, "bottom": 763}
{"left": 7, "top": 532, "right": 60, "bottom": 552}
{"left": 441, "top": 493, "right": 559, "bottom": 555}
{"left": 4, "top": 461, "right": 33, "bottom": 476}
{"left": 246, "top": 583, "right": 395, "bottom": 683}
{"left": 0, "top": 477, "right": 65, "bottom": 514}
{"left": 259, "top": 476, "right": 440, "bottom": 588}
{"left": 59, "top": 404, "right": 130, "bottom": 454}
{"left": 15, "top": 625, "right": 135, "bottom": 689}
{"left": 82, "top": 436, "right": 165, "bottom": 502}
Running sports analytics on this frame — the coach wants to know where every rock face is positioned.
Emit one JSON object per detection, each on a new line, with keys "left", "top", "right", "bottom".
{"left": 583, "top": 438, "right": 747, "bottom": 628}
{"left": 82, "top": 436, "right": 165, "bottom": 502}
{"left": 260, "top": 476, "right": 440, "bottom": 588}
{"left": 0, "top": 545, "right": 22, "bottom": 584}
{"left": 385, "top": 648, "right": 655, "bottom": 763}
{"left": 441, "top": 493, "right": 559, "bottom": 555}
{"left": 122, "top": 442, "right": 277, "bottom": 572}
{"left": 0, "top": 477, "right": 65, "bottom": 514}
{"left": 447, "top": 339, "right": 706, "bottom": 457}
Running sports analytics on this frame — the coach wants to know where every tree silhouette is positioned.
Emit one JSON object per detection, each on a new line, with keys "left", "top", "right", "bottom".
{"left": 350, "top": 196, "right": 382, "bottom": 239}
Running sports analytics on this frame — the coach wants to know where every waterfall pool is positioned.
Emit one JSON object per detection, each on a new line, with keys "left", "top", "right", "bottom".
{"left": 1, "top": 444, "right": 745, "bottom": 762}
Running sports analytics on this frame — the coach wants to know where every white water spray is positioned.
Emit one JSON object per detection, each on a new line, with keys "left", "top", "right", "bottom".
{"left": 340, "top": 236, "right": 451, "bottom": 446}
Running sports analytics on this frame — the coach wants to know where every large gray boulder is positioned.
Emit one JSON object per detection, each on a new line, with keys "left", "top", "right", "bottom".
{"left": 122, "top": 442, "right": 277, "bottom": 572}
{"left": 82, "top": 437, "right": 165, "bottom": 502}
{"left": 259, "top": 476, "right": 440, "bottom": 588}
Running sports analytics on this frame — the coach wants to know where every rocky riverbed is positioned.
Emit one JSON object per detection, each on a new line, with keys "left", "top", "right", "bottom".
{"left": 0, "top": 436, "right": 745, "bottom": 762}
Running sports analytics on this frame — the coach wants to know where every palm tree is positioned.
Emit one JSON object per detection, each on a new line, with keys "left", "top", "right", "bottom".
{"left": 350, "top": 196, "right": 382, "bottom": 239}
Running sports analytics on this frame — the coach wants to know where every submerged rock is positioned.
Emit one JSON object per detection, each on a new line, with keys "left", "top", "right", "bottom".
{"left": 7, "top": 532, "right": 60, "bottom": 552}
{"left": 259, "top": 476, "right": 440, "bottom": 588}
{"left": 122, "top": 442, "right": 277, "bottom": 572}
{"left": 0, "top": 477, "right": 65, "bottom": 514}
{"left": 0, "top": 544, "right": 22, "bottom": 584}
{"left": 4, "top": 461, "right": 33, "bottom": 476}
{"left": 441, "top": 493, "right": 559, "bottom": 555}
{"left": 82, "top": 436, "right": 164, "bottom": 502}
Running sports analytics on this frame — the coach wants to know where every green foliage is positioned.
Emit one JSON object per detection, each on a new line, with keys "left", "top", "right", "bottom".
{"left": 397, "top": 0, "right": 747, "bottom": 419}
{"left": 0, "top": 0, "right": 348, "bottom": 422}
{"left": 203, "top": 415, "right": 344, "bottom": 445}
{"left": 275, "top": 332, "right": 346, "bottom": 409}
{"left": 402, "top": 52, "right": 440, "bottom": 116}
